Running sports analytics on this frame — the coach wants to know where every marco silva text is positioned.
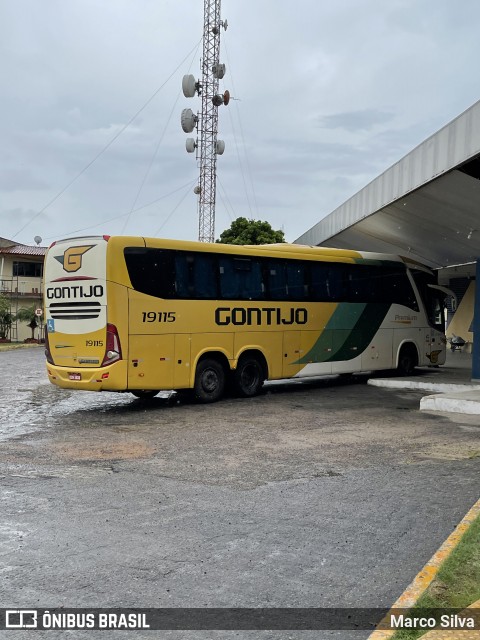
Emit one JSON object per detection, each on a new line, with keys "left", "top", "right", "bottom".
{"left": 390, "top": 612, "right": 478, "bottom": 630}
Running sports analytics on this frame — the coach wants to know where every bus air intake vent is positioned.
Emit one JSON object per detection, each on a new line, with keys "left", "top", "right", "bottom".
{"left": 48, "top": 301, "right": 101, "bottom": 320}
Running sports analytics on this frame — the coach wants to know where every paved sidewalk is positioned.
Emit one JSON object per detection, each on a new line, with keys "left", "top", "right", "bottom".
{"left": 369, "top": 351, "right": 480, "bottom": 415}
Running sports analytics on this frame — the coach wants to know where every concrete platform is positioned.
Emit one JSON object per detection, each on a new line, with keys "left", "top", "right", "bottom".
{"left": 369, "top": 351, "right": 480, "bottom": 415}
{"left": 420, "top": 390, "right": 480, "bottom": 414}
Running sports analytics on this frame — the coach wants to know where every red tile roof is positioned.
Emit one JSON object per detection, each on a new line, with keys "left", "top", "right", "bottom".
{"left": 0, "top": 244, "right": 47, "bottom": 257}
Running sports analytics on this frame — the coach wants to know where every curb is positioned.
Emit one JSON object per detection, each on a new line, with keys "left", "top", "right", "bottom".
{"left": 368, "top": 379, "right": 480, "bottom": 394}
{"left": 420, "top": 391, "right": 480, "bottom": 415}
{"left": 368, "top": 378, "right": 480, "bottom": 415}
{"left": 368, "top": 498, "right": 480, "bottom": 639}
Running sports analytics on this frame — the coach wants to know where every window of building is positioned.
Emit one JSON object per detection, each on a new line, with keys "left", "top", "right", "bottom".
{"left": 13, "top": 261, "right": 43, "bottom": 277}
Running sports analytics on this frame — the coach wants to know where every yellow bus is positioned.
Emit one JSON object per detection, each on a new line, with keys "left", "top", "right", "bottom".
{"left": 44, "top": 235, "right": 449, "bottom": 402}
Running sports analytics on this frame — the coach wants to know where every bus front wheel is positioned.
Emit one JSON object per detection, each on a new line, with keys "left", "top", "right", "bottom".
{"left": 194, "top": 358, "right": 225, "bottom": 403}
{"left": 397, "top": 345, "right": 418, "bottom": 376}
{"left": 233, "top": 356, "right": 264, "bottom": 397}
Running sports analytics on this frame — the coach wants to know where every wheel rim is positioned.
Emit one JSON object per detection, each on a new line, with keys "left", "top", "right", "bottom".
{"left": 202, "top": 368, "right": 219, "bottom": 393}
{"left": 241, "top": 363, "right": 260, "bottom": 392}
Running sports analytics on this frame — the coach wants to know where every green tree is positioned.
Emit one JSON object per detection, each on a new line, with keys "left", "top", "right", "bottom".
{"left": 16, "top": 304, "right": 39, "bottom": 341}
{"left": 217, "top": 217, "right": 285, "bottom": 245}
{"left": 0, "top": 294, "right": 13, "bottom": 340}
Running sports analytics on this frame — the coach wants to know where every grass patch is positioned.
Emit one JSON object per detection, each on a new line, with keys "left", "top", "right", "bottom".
{"left": 391, "top": 512, "right": 480, "bottom": 639}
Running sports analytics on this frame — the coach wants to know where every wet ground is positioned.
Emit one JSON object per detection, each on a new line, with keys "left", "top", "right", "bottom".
{"left": 1, "top": 347, "right": 479, "bottom": 639}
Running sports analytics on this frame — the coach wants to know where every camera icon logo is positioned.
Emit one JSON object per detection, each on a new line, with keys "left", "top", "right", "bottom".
{"left": 5, "top": 610, "right": 38, "bottom": 629}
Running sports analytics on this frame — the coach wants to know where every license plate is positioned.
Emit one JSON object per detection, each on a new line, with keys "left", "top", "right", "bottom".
{"left": 68, "top": 373, "right": 81, "bottom": 381}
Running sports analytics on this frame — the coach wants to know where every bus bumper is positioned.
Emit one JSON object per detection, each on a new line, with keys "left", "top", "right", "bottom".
{"left": 46, "top": 360, "right": 128, "bottom": 392}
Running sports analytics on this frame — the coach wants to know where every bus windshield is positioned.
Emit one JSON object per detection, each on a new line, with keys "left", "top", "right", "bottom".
{"left": 410, "top": 269, "right": 446, "bottom": 332}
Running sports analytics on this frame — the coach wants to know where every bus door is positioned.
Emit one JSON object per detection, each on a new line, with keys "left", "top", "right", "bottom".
{"left": 173, "top": 334, "right": 191, "bottom": 388}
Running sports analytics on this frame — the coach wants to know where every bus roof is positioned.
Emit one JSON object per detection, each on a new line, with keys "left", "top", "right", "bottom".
{"left": 50, "top": 235, "right": 433, "bottom": 271}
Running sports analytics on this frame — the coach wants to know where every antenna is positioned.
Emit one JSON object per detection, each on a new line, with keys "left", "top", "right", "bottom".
{"left": 181, "top": 0, "right": 229, "bottom": 243}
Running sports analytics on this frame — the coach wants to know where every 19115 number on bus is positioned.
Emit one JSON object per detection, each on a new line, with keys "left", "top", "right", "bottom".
{"left": 142, "top": 311, "right": 176, "bottom": 323}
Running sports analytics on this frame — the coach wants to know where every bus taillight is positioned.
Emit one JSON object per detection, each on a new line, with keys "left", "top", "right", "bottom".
{"left": 44, "top": 330, "right": 54, "bottom": 365}
{"left": 101, "top": 323, "right": 122, "bottom": 367}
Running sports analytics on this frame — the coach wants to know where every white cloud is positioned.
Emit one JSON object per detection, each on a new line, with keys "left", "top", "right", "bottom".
{"left": 1, "top": 0, "right": 480, "bottom": 245}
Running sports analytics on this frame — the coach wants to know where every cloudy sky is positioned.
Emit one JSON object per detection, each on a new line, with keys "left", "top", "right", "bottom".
{"left": 2, "top": 0, "right": 480, "bottom": 246}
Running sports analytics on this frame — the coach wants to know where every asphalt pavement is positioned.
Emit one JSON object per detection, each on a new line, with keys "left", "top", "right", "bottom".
{"left": 1, "top": 347, "right": 479, "bottom": 639}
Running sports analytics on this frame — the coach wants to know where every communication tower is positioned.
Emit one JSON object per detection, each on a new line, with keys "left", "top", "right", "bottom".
{"left": 181, "top": 0, "right": 229, "bottom": 243}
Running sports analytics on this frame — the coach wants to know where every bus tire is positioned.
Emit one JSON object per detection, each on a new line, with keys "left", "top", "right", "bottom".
{"left": 194, "top": 358, "right": 225, "bottom": 403}
{"left": 397, "top": 344, "right": 418, "bottom": 376}
{"left": 131, "top": 390, "right": 159, "bottom": 399}
{"left": 233, "top": 355, "right": 264, "bottom": 398}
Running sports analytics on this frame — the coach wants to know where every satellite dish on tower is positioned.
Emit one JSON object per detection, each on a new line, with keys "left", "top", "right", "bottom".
{"left": 212, "top": 63, "right": 226, "bottom": 79}
{"left": 34, "top": 236, "right": 42, "bottom": 246}
{"left": 186, "top": 138, "right": 197, "bottom": 153}
{"left": 182, "top": 74, "right": 197, "bottom": 98}
{"left": 216, "top": 140, "right": 225, "bottom": 155}
{"left": 181, "top": 108, "right": 197, "bottom": 133}
{"left": 212, "top": 90, "right": 230, "bottom": 107}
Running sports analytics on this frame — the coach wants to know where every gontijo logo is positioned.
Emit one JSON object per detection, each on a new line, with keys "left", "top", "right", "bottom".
{"left": 54, "top": 245, "right": 94, "bottom": 273}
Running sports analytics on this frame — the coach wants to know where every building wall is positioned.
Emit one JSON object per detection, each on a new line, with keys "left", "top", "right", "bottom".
{"left": 0, "top": 253, "right": 44, "bottom": 342}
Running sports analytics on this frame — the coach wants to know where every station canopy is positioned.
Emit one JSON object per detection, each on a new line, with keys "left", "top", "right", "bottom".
{"left": 296, "top": 100, "right": 480, "bottom": 270}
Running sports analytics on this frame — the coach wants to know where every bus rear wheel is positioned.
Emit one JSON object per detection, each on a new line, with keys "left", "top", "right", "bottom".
{"left": 194, "top": 358, "right": 225, "bottom": 403}
{"left": 131, "top": 390, "right": 159, "bottom": 399}
{"left": 397, "top": 344, "right": 418, "bottom": 376}
{"left": 233, "top": 356, "right": 264, "bottom": 397}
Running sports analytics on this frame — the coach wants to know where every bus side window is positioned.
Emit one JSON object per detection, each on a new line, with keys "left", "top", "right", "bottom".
{"left": 149, "top": 250, "right": 175, "bottom": 298}
{"left": 327, "top": 265, "right": 347, "bottom": 301}
{"left": 345, "top": 265, "right": 360, "bottom": 301}
{"left": 385, "top": 268, "right": 419, "bottom": 310}
{"left": 124, "top": 248, "right": 175, "bottom": 298}
{"left": 219, "top": 256, "right": 264, "bottom": 300}
{"left": 175, "top": 252, "right": 218, "bottom": 299}
{"left": 267, "top": 260, "right": 288, "bottom": 300}
{"left": 285, "top": 262, "right": 306, "bottom": 300}
{"left": 194, "top": 253, "right": 218, "bottom": 298}
{"left": 345, "top": 265, "right": 378, "bottom": 302}
{"left": 174, "top": 254, "right": 192, "bottom": 297}
{"left": 309, "top": 263, "right": 329, "bottom": 301}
